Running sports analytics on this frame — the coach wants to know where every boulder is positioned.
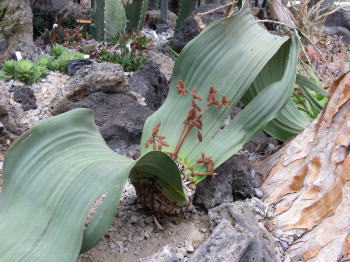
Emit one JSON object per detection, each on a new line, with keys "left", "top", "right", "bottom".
{"left": 144, "top": 50, "right": 175, "bottom": 81}
{"left": 0, "top": 88, "right": 11, "bottom": 116}
{"left": 243, "top": 131, "right": 279, "bottom": 156}
{"left": 194, "top": 154, "right": 261, "bottom": 210}
{"left": 146, "top": 10, "right": 178, "bottom": 29}
{"left": 67, "top": 59, "right": 93, "bottom": 76}
{"left": 0, "top": 0, "right": 35, "bottom": 64}
{"left": 31, "top": 0, "right": 72, "bottom": 12}
{"left": 324, "top": 5, "right": 350, "bottom": 45}
{"left": 68, "top": 92, "right": 153, "bottom": 156}
{"left": 0, "top": 104, "right": 27, "bottom": 136}
{"left": 50, "top": 62, "right": 129, "bottom": 115}
{"left": 57, "top": 2, "right": 91, "bottom": 20}
{"left": 129, "top": 61, "right": 169, "bottom": 110}
{"left": 171, "top": 4, "right": 226, "bottom": 52}
{"left": 11, "top": 86, "right": 37, "bottom": 111}
{"left": 192, "top": 201, "right": 280, "bottom": 262}
{"left": 139, "top": 246, "right": 179, "bottom": 262}
{"left": 189, "top": 219, "right": 253, "bottom": 262}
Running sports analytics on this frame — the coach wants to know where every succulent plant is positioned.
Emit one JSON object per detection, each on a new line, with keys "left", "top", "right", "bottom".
{"left": 48, "top": 51, "right": 84, "bottom": 73}
{"left": 0, "top": 1, "right": 312, "bottom": 261}
{"left": 92, "top": 0, "right": 126, "bottom": 41}
{"left": 36, "top": 56, "right": 53, "bottom": 67}
{"left": 0, "top": 60, "right": 16, "bottom": 81}
{"left": 49, "top": 44, "right": 67, "bottom": 58}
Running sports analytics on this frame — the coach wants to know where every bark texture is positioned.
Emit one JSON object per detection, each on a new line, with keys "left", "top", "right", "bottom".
{"left": 259, "top": 72, "right": 350, "bottom": 261}
{"left": 0, "top": 0, "right": 35, "bottom": 64}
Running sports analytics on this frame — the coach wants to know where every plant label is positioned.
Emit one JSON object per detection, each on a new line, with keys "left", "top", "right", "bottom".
{"left": 15, "top": 51, "right": 22, "bottom": 61}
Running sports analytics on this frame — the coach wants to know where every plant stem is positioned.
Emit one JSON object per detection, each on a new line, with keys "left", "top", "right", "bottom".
{"left": 173, "top": 125, "right": 193, "bottom": 157}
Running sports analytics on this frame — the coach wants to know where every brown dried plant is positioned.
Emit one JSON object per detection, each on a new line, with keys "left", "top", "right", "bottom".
{"left": 145, "top": 80, "right": 232, "bottom": 178}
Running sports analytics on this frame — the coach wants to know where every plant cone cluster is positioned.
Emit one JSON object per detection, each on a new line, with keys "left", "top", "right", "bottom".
{"left": 145, "top": 80, "right": 231, "bottom": 179}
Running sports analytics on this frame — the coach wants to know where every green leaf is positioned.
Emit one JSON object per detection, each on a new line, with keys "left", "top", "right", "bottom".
{"left": 0, "top": 109, "right": 133, "bottom": 261}
{"left": 140, "top": 0, "right": 299, "bottom": 183}
{"left": 264, "top": 100, "right": 310, "bottom": 141}
{"left": 124, "top": 0, "right": 149, "bottom": 31}
{"left": 262, "top": 75, "right": 328, "bottom": 141}
{"left": 130, "top": 151, "right": 189, "bottom": 208}
{"left": 296, "top": 74, "right": 327, "bottom": 97}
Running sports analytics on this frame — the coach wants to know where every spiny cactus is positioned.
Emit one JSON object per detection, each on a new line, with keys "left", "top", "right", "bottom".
{"left": 92, "top": 0, "right": 126, "bottom": 41}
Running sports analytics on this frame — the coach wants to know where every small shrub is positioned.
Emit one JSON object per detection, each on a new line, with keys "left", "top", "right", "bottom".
{"left": 48, "top": 51, "right": 84, "bottom": 73}
{"left": 60, "top": 14, "right": 77, "bottom": 29}
{"left": 97, "top": 49, "right": 147, "bottom": 72}
{"left": 36, "top": 56, "right": 53, "bottom": 67}
{"left": 0, "top": 59, "right": 48, "bottom": 84}
{"left": 49, "top": 44, "right": 67, "bottom": 58}
{"left": 2, "top": 60, "right": 17, "bottom": 75}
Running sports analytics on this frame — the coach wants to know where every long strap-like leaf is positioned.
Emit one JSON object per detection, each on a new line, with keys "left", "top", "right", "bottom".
{"left": 0, "top": 109, "right": 133, "bottom": 262}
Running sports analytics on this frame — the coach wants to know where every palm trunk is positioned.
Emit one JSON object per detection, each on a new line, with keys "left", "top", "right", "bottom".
{"left": 258, "top": 72, "right": 350, "bottom": 261}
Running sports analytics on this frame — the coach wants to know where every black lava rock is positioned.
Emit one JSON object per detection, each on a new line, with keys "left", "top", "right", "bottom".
{"left": 129, "top": 61, "right": 169, "bottom": 111}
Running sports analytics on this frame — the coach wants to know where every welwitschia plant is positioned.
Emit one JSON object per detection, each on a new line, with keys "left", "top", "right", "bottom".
{"left": 0, "top": 0, "right": 300, "bottom": 261}
{"left": 92, "top": 0, "right": 126, "bottom": 41}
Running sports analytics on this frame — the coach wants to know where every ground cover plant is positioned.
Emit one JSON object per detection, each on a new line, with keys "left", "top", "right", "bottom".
{"left": 0, "top": 1, "right": 307, "bottom": 261}
{"left": 0, "top": 45, "right": 84, "bottom": 84}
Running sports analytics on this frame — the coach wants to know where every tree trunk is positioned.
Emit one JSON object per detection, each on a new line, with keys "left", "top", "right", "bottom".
{"left": 0, "top": 0, "right": 34, "bottom": 64}
{"left": 258, "top": 72, "right": 350, "bottom": 261}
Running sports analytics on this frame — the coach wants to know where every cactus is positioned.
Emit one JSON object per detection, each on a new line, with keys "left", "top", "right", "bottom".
{"left": 124, "top": 0, "right": 149, "bottom": 32}
{"left": 176, "top": 0, "right": 197, "bottom": 28}
{"left": 92, "top": 0, "right": 126, "bottom": 41}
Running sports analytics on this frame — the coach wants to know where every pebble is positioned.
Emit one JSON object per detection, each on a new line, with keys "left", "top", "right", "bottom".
{"left": 130, "top": 215, "right": 138, "bottom": 223}
{"left": 176, "top": 252, "right": 184, "bottom": 260}
{"left": 255, "top": 188, "right": 263, "bottom": 198}
{"left": 200, "top": 228, "right": 207, "bottom": 233}
{"left": 185, "top": 240, "right": 194, "bottom": 253}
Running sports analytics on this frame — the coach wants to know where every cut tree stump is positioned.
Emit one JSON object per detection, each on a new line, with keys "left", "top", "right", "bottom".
{"left": 259, "top": 72, "right": 350, "bottom": 261}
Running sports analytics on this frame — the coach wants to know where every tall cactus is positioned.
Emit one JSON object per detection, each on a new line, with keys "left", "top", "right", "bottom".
{"left": 176, "top": 0, "right": 197, "bottom": 28}
{"left": 124, "top": 0, "right": 149, "bottom": 32}
{"left": 92, "top": 0, "right": 126, "bottom": 41}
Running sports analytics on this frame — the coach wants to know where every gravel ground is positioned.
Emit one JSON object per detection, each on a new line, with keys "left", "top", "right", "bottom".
{"left": 78, "top": 183, "right": 209, "bottom": 262}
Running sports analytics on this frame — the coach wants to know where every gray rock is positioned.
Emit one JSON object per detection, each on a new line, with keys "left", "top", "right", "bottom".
{"left": 50, "top": 62, "right": 129, "bottom": 115}
{"left": 324, "top": 5, "right": 350, "bottom": 45}
{"left": 146, "top": 10, "right": 178, "bottom": 29}
{"left": 57, "top": 2, "right": 91, "bottom": 20}
{"left": 129, "top": 61, "right": 169, "bottom": 110}
{"left": 0, "top": 1, "right": 35, "bottom": 64}
{"left": 194, "top": 154, "right": 261, "bottom": 210}
{"left": 11, "top": 86, "right": 37, "bottom": 111}
{"left": 0, "top": 88, "right": 11, "bottom": 116}
{"left": 67, "top": 59, "right": 93, "bottom": 76}
{"left": 144, "top": 50, "right": 175, "bottom": 81}
{"left": 189, "top": 219, "right": 252, "bottom": 262}
{"left": 0, "top": 104, "right": 27, "bottom": 136}
{"left": 205, "top": 202, "right": 280, "bottom": 262}
{"left": 31, "top": 0, "right": 72, "bottom": 12}
{"left": 171, "top": 4, "right": 226, "bottom": 52}
{"left": 139, "top": 245, "right": 179, "bottom": 262}
{"left": 0, "top": 36, "right": 6, "bottom": 52}
{"left": 244, "top": 131, "right": 279, "bottom": 156}
{"left": 68, "top": 92, "right": 152, "bottom": 155}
